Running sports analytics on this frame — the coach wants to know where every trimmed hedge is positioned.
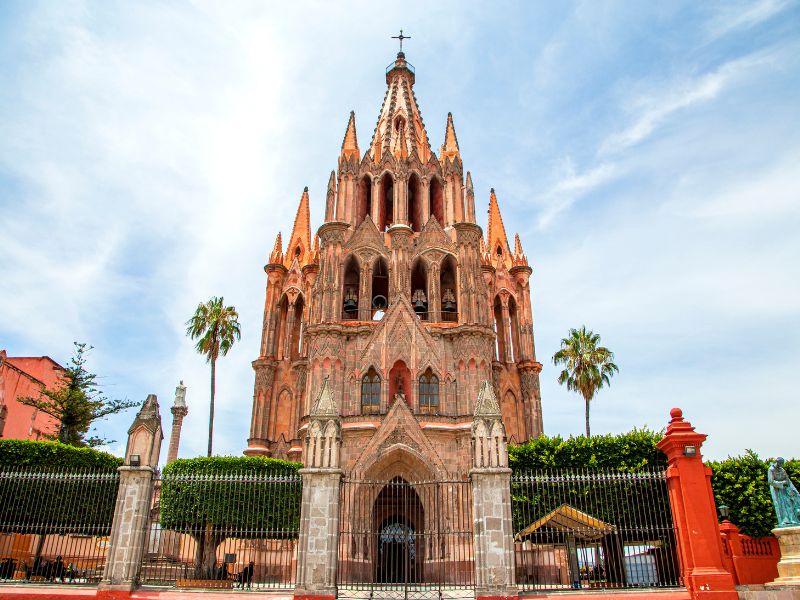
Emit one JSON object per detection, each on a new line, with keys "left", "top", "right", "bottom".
{"left": 709, "top": 450, "right": 800, "bottom": 538}
{"left": 0, "top": 439, "right": 122, "bottom": 469}
{"left": 159, "top": 456, "right": 302, "bottom": 578}
{"left": 509, "top": 428, "right": 666, "bottom": 472}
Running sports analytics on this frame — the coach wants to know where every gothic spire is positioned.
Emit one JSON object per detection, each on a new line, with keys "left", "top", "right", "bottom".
{"left": 487, "top": 188, "right": 512, "bottom": 269}
{"left": 368, "top": 52, "right": 431, "bottom": 163}
{"left": 325, "top": 170, "right": 337, "bottom": 222}
{"left": 513, "top": 233, "right": 529, "bottom": 267}
{"left": 440, "top": 112, "right": 460, "bottom": 161}
{"left": 269, "top": 231, "right": 283, "bottom": 265}
{"left": 284, "top": 187, "right": 311, "bottom": 268}
{"left": 340, "top": 111, "right": 359, "bottom": 160}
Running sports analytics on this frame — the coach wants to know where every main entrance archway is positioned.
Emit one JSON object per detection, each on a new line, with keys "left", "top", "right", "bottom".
{"left": 374, "top": 478, "right": 423, "bottom": 584}
{"left": 337, "top": 475, "right": 475, "bottom": 594}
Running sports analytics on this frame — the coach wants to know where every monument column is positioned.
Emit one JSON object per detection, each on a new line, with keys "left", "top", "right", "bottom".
{"left": 166, "top": 381, "right": 188, "bottom": 464}
{"left": 295, "top": 377, "right": 342, "bottom": 600}
{"left": 471, "top": 381, "right": 517, "bottom": 600}
{"left": 100, "top": 394, "right": 163, "bottom": 592}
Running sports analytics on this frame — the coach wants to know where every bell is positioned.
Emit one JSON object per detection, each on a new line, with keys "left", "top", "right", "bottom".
{"left": 412, "top": 289, "right": 427, "bottom": 313}
{"left": 372, "top": 295, "right": 388, "bottom": 310}
{"left": 343, "top": 297, "right": 357, "bottom": 311}
{"left": 443, "top": 298, "right": 456, "bottom": 312}
{"left": 442, "top": 288, "right": 456, "bottom": 312}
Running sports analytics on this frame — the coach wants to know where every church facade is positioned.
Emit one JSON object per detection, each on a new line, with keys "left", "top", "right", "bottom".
{"left": 244, "top": 51, "right": 543, "bottom": 479}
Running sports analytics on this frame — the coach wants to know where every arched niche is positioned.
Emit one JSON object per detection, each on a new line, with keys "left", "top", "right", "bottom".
{"left": 379, "top": 173, "right": 394, "bottom": 231}
{"left": 290, "top": 295, "right": 304, "bottom": 359}
{"left": 440, "top": 255, "right": 457, "bottom": 322}
{"left": 361, "top": 367, "right": 381, "bottom": 414}
{"left": 342, "top": 255, "right": 360, "bottom": 320}
{"left": 408, "top": 172, "right": 422, "bottom": 232}
{"left": 410, "top": 259, "right": 428, "bottom": 320}
{"left": 508, "top": 295, "right": 520, "bottom": 362}
{"left": 493, "top": 295, "right": 506, "bottom": 362}
{"left": 275, "top": 294, "right": 290, "bottom": 359}
{"left": 357, "top": 174, "right": 372, "bottom": 225}
{"left": 429, "top": 177, "right": 444, "bottom": 225}
{"left": 388, "top": 360, "right": 411, "bottom": 405}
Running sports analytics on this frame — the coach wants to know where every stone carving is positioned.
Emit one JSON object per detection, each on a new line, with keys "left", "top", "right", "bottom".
{"left": 769, "top": 457, "right": 800, "bottom": 527}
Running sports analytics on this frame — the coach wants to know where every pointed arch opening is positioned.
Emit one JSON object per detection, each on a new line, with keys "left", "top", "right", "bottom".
{"left": 410, "top": 259, "right": 428, "bottom": 320}
{"left": 275, "top": 294, "right": 290, "bottom": 359}
{"left": 440, "top": 255, "right": 458, "bottom": 323}
{"left": 357, "top": 175, "right": 372, "bottom": 225}
{"left": 408, "top": 173, "right": 422, "bottom": 232}
{"left": 493, "top": 295, "right": 507, "bottom": 362}
{"left": 388, "top": 360, "right": 411, "bottom": 406}
{"left": 418, "top": 368, "right": 439, "bottom": 415}
{"left": 429, "top": 177, "right": 444, "bottom": 225}
{"left": 290, "top": 295, "right": 305, "bottom": 359}
{"left": 371, "top": 257, "right": 389, "bottom": 319}
{"left": 361, "top": 367, "right": 381, "bottom": 414}
{"left": 372, "top": 477, "right": 424, "bottom": 584}
{"left": 508, "top": 295, "right": 520, "bottom": 362}
{"left": 342, "top": 255, "right": 360, "bottom": 321}
{"left": 380, "top": 173, "right": 394, "bottom": 231}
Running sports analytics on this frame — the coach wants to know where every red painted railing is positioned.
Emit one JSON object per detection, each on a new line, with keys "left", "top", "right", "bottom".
{"left": 719, "top": 521, "right": 779, "bottom": 585}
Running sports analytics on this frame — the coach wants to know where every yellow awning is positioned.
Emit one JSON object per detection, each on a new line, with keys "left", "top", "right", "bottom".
{"left": 515, "top": 503, "right": 616, "bottom": 542}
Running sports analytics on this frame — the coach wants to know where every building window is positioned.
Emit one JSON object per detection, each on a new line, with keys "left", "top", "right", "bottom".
{"left": 361, "top": 368, "right": 381, "bottom": 413}
{"left": 418, "top": 368, "right": 439, "bottom": 414}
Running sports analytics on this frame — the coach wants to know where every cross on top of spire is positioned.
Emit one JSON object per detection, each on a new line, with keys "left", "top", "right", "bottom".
{"left": 392, "top": 29, "right": 410, "bottom": 53}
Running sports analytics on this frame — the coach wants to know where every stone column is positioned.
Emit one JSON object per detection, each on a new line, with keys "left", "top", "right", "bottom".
{"left": 657, "top": 408, "right": 738, "bottom": 600}
{"left": 100, "top": 394, "right": 163, "bottom": 592}
{"left": 166, "top": 381, "right": 187, "bottom": 464}
{"left": 471, "top": 381, "right": 517, "bottom": 599}
{"left": 295, "top": 378, "right": 342, "bottom": 600}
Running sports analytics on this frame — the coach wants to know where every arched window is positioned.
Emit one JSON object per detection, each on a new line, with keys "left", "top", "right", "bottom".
{"left": 361, "top": 368, "right": 381, "bottom": 414}
{"left": 429, "top": 177, "right": 444, "bottom": 225}
{"left": 411, "top": 259, "right": 428, "bottom": 320}
{"left": 508, "top": 296, "right": 520, "bottom": 362}
{"left": 408, "top": 173, "right": 422, "bottom": 231}
{"left": 493, "top": 296, "right": 506, "bottom": 362}
{"left": 371, "top": 257, "right": 389, "bottom": 319}
{"left": 342, "top": 255, "right": 360, "bottom": 320}
{"left": 440, "top": 255, "right": 457, "bottom": 322}
{"left": 290, "top": 296, "right": 304, "bottom": 358}
{"left": 418, "top": 368, "right": 439, "bottom": 414}
{"left": 380, "top": 173, "right": 394, "bottom": 231}
{"left": 357, "top": 175, "right": 372, "bottom": 225}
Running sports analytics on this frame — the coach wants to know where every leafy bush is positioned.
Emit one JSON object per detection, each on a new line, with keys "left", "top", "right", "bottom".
{"left": 708, "top": 450, "right": 800, "bottom": 538}
{"left": 159, "top": 456, "right": 302, "bottom": 578}
{"left": 0, "top": 438, "right": 122, "bottom": 469}
{"left": 509, "top": 429, "right": 666, "bottom": 472}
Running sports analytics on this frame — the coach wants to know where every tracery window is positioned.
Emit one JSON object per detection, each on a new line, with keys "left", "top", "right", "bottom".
{"left": 361, "top": 367, "right": 381, "bottom": 414}
{"left": 418, "top": 368, "right": 439, "bottom": 414}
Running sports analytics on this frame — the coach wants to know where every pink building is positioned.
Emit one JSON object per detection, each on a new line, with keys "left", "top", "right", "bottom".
{"left": 0, "top": 350, "right": 63, "bottom": 440}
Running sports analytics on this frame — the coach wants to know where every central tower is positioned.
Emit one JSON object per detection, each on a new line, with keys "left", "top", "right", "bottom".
{"left": 245, "top": 52, "right": 543, "bottom": 478}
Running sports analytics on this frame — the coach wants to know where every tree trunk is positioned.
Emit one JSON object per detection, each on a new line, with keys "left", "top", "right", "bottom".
{"left": 208, "top": 358, "right": 215, "bottom": 457}
{"left": 192, "top": 525, "right": 223, "bottom": 579}
{"left": 584, "top": 394, "right": 591, "bottom": 437}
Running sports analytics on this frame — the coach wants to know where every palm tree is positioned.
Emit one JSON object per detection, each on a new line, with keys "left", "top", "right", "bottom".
{"left": 186, "top": 296, "right": 241, "bottom": 457}
{"left": 553, "top": 326, "right": 618, "bottom": 437}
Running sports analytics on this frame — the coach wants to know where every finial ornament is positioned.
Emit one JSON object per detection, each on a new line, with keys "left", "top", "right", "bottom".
{"left": 768, "top": 457, "right": 800, "bottom": 527}
{"left": 392, "top": 29, "right": 411, "bottom": 53}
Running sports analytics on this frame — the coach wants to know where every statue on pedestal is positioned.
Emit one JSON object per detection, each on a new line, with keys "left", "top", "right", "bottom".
{"left": 768, "top": 457, "right": 800, "bottom": 527}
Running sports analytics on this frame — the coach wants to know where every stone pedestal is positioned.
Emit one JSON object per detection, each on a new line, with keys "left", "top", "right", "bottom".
{"left": 768, "top": 526, "right": 800, "bottom": 587}
{"left": 471, "top": 467, "right": 517, "bottom": 599}
{"left": 294, "top": 468, "right": 342, "bottom": 600}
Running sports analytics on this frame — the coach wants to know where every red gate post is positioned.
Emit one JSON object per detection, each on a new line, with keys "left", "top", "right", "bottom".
{"left": 657, "top": 408, "right": 737, "bottom": 600}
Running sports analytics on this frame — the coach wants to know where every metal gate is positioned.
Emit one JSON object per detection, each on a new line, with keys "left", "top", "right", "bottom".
{"left": 338, "top": 477, "right": 474, "bottom": 598}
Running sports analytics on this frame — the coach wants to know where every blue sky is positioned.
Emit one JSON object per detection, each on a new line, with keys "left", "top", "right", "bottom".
{"left": 1, "top": 1, "right": 799, "bottom": 461}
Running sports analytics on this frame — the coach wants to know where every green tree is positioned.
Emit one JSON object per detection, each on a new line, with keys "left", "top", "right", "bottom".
{"left": 186, "top": 297, "right": 241, "bottom": 457}
{"left": 159, "top": 456, "right": 301, "bottom": 579}
{"left": 19, "top": 342, "right": 138, "bottom": 447}
{"left": 553, "top": 326, "right": 618, "bottom": 436}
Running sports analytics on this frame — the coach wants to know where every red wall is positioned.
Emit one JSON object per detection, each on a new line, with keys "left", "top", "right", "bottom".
{"left": 0, "top": 350, "right": 63, "bottom": 440}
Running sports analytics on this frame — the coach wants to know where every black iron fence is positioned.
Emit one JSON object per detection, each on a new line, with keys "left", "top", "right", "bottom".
{"left": 511, "top": 468, "right": 680, "bottom": 592}
{"left": 0, "top": 467, "right": 120, "bottom": 586}
{"left": 140, "top": 471, "right": 302, "bottom": 590}
{"left": 338, "top": 477, "right": 474, "bottom": 597}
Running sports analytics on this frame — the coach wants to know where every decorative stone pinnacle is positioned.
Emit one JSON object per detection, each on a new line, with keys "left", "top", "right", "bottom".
{"left": 310, "top": 376, "right": 338, "bottom": 417}
{"left": 474, "top": 380, "right": 501, "bottom": 418}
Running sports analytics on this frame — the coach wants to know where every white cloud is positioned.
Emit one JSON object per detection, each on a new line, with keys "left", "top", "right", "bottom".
{"left": 707, "top": 0, "right": 792, "bottom": 38}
